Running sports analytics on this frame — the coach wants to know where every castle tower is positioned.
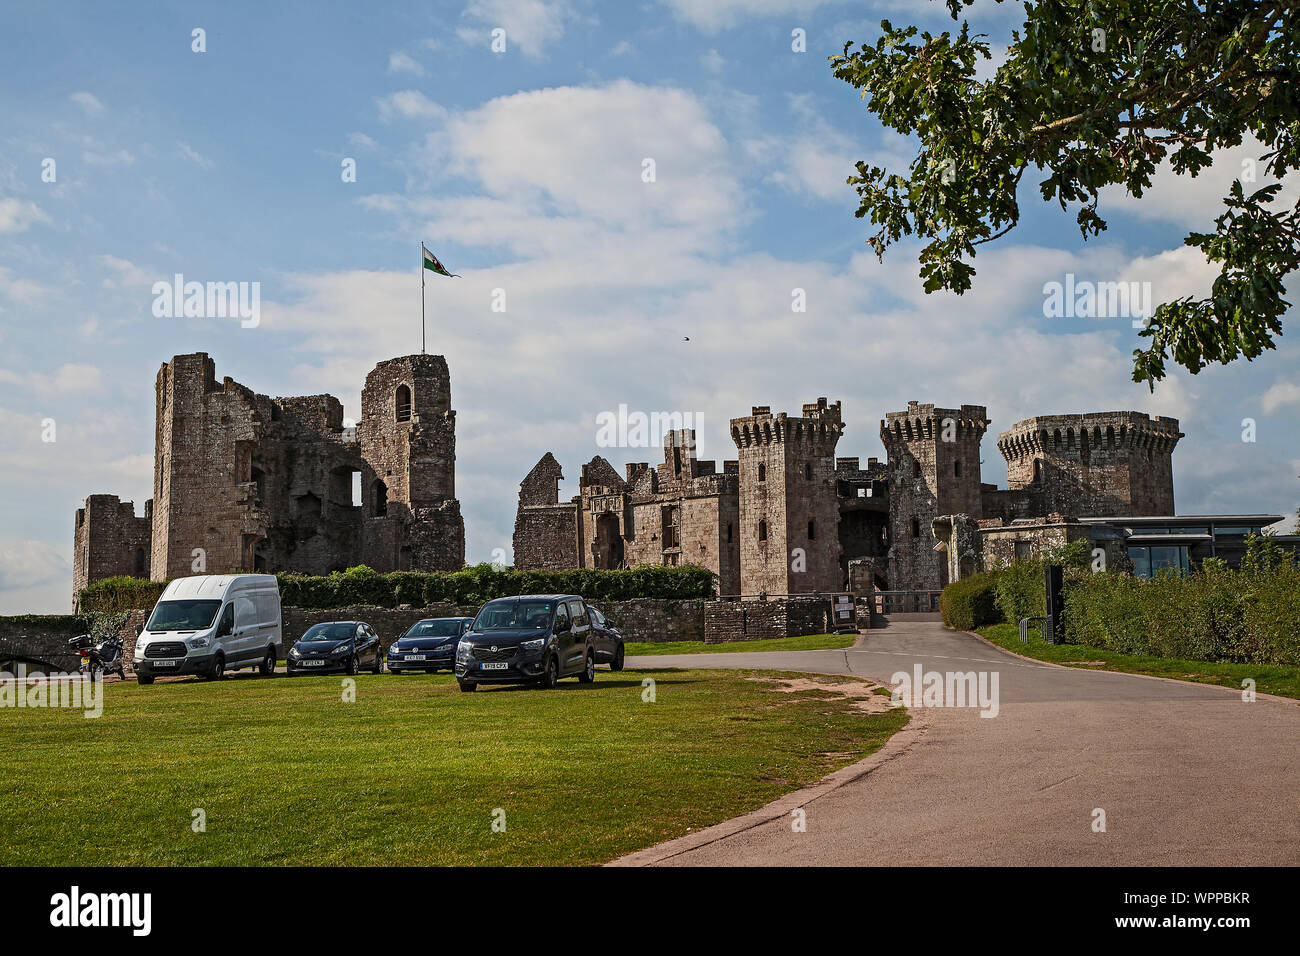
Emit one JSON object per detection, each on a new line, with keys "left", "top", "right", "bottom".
{"left": 880, "top": 401, "right": 989, "bottom": 591}
{"left": 72, "top": 495, "right": 152, "bottom": 607}
{"left": 358, "top": 354, "right": 465, "bottom": 571}
{"left": 997, "top": 412, "right": 1182, "bottom": 517}
{"left": 730, "top": 399, "right": 844, "bottom": 595}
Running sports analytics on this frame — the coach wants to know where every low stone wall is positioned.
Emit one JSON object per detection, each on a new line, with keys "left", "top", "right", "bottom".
{"left": 0, "top": 615, "right": 91, "bottom": 673}
{"left": 703, "top": 597, "right": 832, "bottom": 643}
{"left": 593, "top": 599, "right": 706, "bottom": 644}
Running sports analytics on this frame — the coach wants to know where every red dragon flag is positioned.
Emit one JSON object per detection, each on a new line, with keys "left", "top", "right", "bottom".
{"left": 422, "top": 243, "right": 460, "bottom": 278}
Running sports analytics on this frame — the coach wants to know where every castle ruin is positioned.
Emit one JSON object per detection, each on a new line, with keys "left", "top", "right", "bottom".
{"left": 72, "top": 352, "right": 465, "bottom": 603}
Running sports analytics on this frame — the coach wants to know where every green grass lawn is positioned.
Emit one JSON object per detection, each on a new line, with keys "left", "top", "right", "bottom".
{"left": 626, "top": 633, "right": 855, "bottom": 656}
{"left": 977, "top": 622, "right": 1300, "bottom": 700}
{"left": 0, "top": 668, "right": 904, "bottom": 866}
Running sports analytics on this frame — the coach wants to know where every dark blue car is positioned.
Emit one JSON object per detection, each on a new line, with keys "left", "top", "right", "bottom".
{"left": 385, "top": 617, "right": 473, "bottom": 673}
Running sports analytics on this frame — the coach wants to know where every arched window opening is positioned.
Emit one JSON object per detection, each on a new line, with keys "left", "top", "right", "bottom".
{"left": 373, "top": 480, "right": 388, "bottom": 517}
{"left": 395, "top": 384, "right": 412, "bottom": 423}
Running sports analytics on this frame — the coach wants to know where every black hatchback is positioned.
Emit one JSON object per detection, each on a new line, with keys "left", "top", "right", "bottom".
{"left": 286, "top": 621, "right": 383, "bottom": 676}
{"left": 454, "top": 595, "right": 596, "bottom": 692}
{"left": 386, "top": 617, "right": 473, "bottom": 673}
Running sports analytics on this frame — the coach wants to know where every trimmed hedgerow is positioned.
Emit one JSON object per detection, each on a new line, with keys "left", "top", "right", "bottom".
{"left": 79, "top": 563, "right": 718, "bottom": 613}
{"left": 939, "top": 570, "right": 1003, "bottom": 631}
{"left": 1065, "top": 540, "right": 1300, "bottom": 666}
{"left": 994, "top": 539, "right": 1092, "bottom": 624}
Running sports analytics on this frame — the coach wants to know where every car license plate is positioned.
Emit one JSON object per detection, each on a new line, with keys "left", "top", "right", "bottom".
{"left": 153, "top": 660, "right": 177, "bottom": 668}
{"left": 302, "top": 659, "right": 325, "bottom": 667}
{"left": 406, "top": 654, "right": 426, "bottom": 661}
{"left": 481, "top": 662, "right": 508, "bottom": 671}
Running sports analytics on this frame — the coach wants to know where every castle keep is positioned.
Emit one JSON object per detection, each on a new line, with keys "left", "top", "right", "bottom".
{"left": 514, "top": 399, "right": 1181, "bottom": 596}
{"left": 72, "top": 352, "right": 465, "bottom": 602}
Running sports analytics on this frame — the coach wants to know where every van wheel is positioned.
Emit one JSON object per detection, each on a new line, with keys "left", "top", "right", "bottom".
{"left": 346, "top": 655, "right": 359, "bottom": 677}
{"left": 578, "top": 652, "right": 595, "bottom": 684}
{"left": 206, "top": 654, "right": 225, "bottom": 681}
{"left": 538, "top": 656, "right": 559, "bottom": 689}
{"left": 610, "top": 645, "right": 625, "bottom": 671}
{"left": 136, "top": 675, "right": 154, "bottom": 685}
{"left": 259, "top": 647, "right": 276, "bottom": 677}
{"left": 457, "top": 680, "right": 476, "bottom": 693}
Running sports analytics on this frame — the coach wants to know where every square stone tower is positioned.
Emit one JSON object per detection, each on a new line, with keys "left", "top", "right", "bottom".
{"left": 730, "top": 399, "right": 844, "bottom": 595}
{"left": 880, "top": 401, "right": 989, "bottom": 591}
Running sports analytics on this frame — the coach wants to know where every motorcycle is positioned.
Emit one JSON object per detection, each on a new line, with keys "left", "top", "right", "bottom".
{"left": 68, "top": 633, "right": 125, "bottom": 681}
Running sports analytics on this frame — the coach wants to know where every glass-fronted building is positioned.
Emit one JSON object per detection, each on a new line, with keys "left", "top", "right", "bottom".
{"left": 1077, "top": 514, "right": 1295, "bottom": 578}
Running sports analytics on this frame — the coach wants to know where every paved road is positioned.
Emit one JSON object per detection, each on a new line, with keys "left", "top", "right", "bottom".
{"left": 622, "top": 620, "right": 1300, "bottom": 866}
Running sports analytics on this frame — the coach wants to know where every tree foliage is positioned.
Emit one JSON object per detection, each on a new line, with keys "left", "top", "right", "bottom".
{"left": 831, "top": 0, "right": 1300, "bottom": 387}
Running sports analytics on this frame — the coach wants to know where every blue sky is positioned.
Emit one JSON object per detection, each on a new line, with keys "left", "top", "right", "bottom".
{"left": 2, "top": 0, "right": 1297, "bottom": 612}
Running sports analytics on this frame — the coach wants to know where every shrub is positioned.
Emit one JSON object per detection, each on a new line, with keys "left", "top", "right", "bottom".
{"left": 83, "top": 564, "right": 718, "bottom": 613}
{"left": 939, "top": 571, "right": 1003, "bottom": 631}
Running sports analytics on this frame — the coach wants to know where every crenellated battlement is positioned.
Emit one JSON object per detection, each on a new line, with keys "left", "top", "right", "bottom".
{"left": 997, "top": 411, "right": 1183, "bottom": 461}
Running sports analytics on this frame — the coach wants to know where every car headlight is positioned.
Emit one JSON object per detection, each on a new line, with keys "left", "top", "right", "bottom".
{"left": 189, "top": 636, "right": 209, "bottom": 649}
{"left": 386, "top": 644, "right": 401, "bottom": 655}
{"left": 456, "top": 640, "right": 472, "bottom": 659}
{"left": 520, "top": 637, "right": 546, "bottom": 651}
{"left": 287, "top": 646, "right": 300, "bottom": 658}
{"left": 333, "top": 642, "right": 353, "bottom": 656}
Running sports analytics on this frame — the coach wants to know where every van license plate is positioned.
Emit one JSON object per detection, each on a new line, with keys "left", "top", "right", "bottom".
{"left": 406, "top": 654, "right": 426, "bottom": 661}
{"left": 481, "top": 662, "right": 508, "bottom": 671}
{"left": 153, "top": 660, "right": 177, "bottom": 668}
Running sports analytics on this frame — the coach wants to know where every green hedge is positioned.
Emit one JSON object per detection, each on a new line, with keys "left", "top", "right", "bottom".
{"left": 0, "top": 614, "right": 91, "bottom": 633}
{"left": 939, "top": 571, "right": 1004, "bottom": 630}
{"left": 1065, "top": 559, "right": 1300, "bottom": 666}
{"left": 994, "top": 539, "right": 1091, "bottom": 623}
{"left": 79, "top": 563, "right": 717, "bottom": 613}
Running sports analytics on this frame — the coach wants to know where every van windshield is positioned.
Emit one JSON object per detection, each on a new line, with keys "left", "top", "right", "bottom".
{"left": 146, "top": 600, "right": 221, "bottom": 632}
{"left": 473, "top": 600, "right": 554, "bottom": 631}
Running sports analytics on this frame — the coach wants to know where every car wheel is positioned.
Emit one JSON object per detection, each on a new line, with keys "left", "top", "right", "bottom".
{"left": 610, "top": 644, "right": 625, "bottom": 671}
{"left": 372, "top": 652, "right": 383, "bottom": 674}
{"left": 346, "top": 655, "right": 359, "bottom": 677}
{"left": 578, "top": 652, "right": 595, "bottom": 684}
{"left": 206, "top": 653, "right": 225, "bottom": 681}
{"left": 538, "top": 655, "right": 559, "bottom": 689}
{"left": 259, "top": 647, "right": 275, "bottom": 677}
{"left": 457, "top": 679, "right": 476, "bottom": 693}
{"left": 136, "top": 674, "right": 154, "bottom": 685}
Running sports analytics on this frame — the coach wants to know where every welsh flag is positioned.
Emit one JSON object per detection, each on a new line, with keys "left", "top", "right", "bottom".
{"left": 422, "top": 243, "right": 460, "bottom": 278}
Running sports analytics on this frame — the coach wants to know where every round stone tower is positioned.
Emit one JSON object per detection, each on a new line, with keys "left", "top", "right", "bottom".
{"left": 996, "top": 411, "right": 1182, "bottom": 517}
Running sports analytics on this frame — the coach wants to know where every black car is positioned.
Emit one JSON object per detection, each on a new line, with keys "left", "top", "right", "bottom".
{"left": 586, "top": 605, "right": 625, "bottom": 671}
{"left": 454, "top": 594, "right": 596, "bottom": 692}
{"left": 286, "top": 621, "right": 382, "bottom": 676}
{"left": 386, "top": 617, "right": 473, "bottom": 673}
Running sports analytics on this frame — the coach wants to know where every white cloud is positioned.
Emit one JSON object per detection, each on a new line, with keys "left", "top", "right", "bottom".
{"left": 97, "top": 254, "right": 155, "bottom": 291}
{"left": 177, "top": 142, "right": 214, "bottom": 169}
{"left": 700, "top": 48, "right": 727, "bottom": 74}
{"left": 0, "top": 363, "right": 106, "bottom": 395}
{"left": 377, "top": 89, "right": 447, "bottom": 122}
{"left": 0, "top": 538, "right": 71, "bottom": 613}
{"left": 1261, "top": 381, "right": 1300, "bottom": 414}
{"left": 459, "top": 0, "right": 573, "bottom": 58}
{"left": 82, "top": 148, "right": 134, "bottom": 166}
{"left": 659, "top": 0, "right": 844, "bottom": 33}
{"left": 609, "top": 40, "right": 633, "bottom": 57}
{"left": 68, "top": 91, "right": 103, "bottom": 115}
{"left": 387, "top": 51, "right": 426, "bottom": 76}
{"left": 0, "top": 197, "right": 49, "bottom": 233}
{"left": 0, "top": 266, "right": 48, "bottom": 304}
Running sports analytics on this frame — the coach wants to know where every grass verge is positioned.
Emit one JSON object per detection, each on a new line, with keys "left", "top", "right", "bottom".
{"left": 626, "top": 633, "right": 855, "bottom": 656}
{"left": 0, "top": 667, "right": 904, "bottom": 865}
{"left": 977, "top": 622, "right": 1300, "bottom": 700}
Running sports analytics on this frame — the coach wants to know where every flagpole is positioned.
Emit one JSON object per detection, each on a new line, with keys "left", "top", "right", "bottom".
{"left": 420, "top": 243, "right": 426, "bottom": 354}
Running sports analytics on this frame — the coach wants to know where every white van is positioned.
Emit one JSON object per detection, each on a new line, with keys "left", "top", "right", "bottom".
{"left": 134, "top": 575, "right": 282, "bottom": 685}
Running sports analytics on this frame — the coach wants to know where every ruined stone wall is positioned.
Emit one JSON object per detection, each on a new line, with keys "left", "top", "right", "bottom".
{"left": 72, "top": 495, "right": 152, "bottom": 609}
{"left": 880, "top": 402, "right": 989, "bottom": 592}
{"left": 513, "top": 503, "right": 579, "bottom": 569}
{"left": 836, "top": 456, "right": 890, "bottom": 586}
{"left": 149, "top": 354, "right": 365, "bottom": 581}
{"left": 997, "top": 412, "right": 1182, "bottom": 518}
{"left": 979, "top": 519, "right": 1090, "bottom": 570}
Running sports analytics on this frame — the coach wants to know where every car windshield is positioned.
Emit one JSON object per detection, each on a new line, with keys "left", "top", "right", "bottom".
{"left": 146, "top": 600, "right": 221, "bottom": 632}
{"left": 473, "top": 600, "right": 554, "bottom": 631}
{"left": 301, "top": 623, "right": 356, "bottom": 642}
{"left": 404, "top": 620, "right": 463, "bottom": 638}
